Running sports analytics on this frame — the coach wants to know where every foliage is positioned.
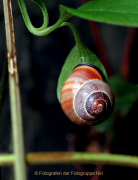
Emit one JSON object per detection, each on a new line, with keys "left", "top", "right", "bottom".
{"left": 95, "top": 76, "right": 138, "bottom": 132}
{"left": 62, "top": 0, "right": 138, "bottom": 27}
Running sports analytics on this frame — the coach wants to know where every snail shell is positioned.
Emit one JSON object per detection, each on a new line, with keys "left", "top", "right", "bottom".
{"left": 60, "top": 63, "right": 114, "bottom": 126}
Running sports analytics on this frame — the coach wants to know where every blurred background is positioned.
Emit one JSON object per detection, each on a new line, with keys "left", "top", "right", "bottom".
{"left": 0, "top": 0, "right": 138, "bottom": 179}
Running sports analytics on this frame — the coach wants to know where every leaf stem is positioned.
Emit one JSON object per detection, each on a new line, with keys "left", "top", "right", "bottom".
{"left": 17, "top": 0, "right": 49, "bottom": 31}
{"left": 17, "top": 0, "right": 73, "bottom": 36}
{"left": 3, "top": 0, "right": 27, "bottom": 180}
{"left": 60, "top": 22, "right": 84, "bottom": 47}
{"left": 0, "top": 152, "right": 138, "bottom": 168}
{"left": 17, "top": 0, "right": 83, "bottom": 49}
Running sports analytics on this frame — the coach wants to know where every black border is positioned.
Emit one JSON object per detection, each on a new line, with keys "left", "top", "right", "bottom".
{"left": 73, "top": 63, "right": 107, "bottom": 82}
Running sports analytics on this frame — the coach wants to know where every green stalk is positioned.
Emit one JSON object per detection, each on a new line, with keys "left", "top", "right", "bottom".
{"left": 0, "top": 152, "right": 138, "bottom": 168}
{"left": 3, "top": 0, "right": 27, "bottom": 180}
{"left": 26, "top": 152, "right": 138, "bottom": 168}
{"left": 60, "top": 22, "right": 83, "bottom": 47}
{"left": 17, "top": 0, "right": 72, "bottom": 36}
{"left": 17, "top": 0, "right": 49, "bottom": 32}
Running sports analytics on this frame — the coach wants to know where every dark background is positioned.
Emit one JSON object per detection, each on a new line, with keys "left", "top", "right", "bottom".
{"left": 0, "top": 0, "right": 138, "bottom": 179}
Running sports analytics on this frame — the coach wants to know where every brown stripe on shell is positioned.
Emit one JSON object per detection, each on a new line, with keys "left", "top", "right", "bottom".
{"left": 73, "top": 66, "right": 103, "bottom": 81}
{"left": 74, "top": 63, "right": 107, "bottom": 82}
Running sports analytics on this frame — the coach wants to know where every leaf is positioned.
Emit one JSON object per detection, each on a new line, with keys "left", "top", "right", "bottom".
{"left": 57, "top": 44, "right": 108, "bottom": 102}
{"left": 94, "top": 113, "right": 114, "bottom": 132}
{"left": 59, "top": 5, "right": 73, "bottom": 23}
{"left": 61, "top": 0, "right": 138, "bottom": 27}
{"left": 109, "top": 75, "right": 138, "bottom": 118}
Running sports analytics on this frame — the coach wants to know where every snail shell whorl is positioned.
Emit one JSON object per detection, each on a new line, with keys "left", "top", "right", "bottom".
{"left": 60, "top": 63, "right": 114, "bottom": 126}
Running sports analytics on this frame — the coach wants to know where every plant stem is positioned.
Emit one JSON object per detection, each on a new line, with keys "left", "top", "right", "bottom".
{"left": 17, "top": 0, "right": 72, "bottom": 36}
{"left": 0, "top": 152, "right": 138, "bottom": 168}
{"left": 60, "top": 22, "right": 84, "bottom": 47}
{"left": 26, "top": 152, "right": 138, "bottom": 168}
{"left": 17, "top": 0, "right": 49, "bottom": 31}
{"left": 3, "top": 0, "right": 27, "bottom": 180}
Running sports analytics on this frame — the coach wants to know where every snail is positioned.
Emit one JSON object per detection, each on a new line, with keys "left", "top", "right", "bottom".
{"left": 60, "top": 63, "right": 115, "bottom": 126}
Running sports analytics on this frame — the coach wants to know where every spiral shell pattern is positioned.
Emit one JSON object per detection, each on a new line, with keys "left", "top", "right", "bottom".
{"left": 60, "top": 64, "right": 114, "bottom": 126}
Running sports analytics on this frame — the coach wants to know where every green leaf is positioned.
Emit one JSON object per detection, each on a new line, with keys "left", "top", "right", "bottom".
{"left": 57, "top": 44, "right": 108, "bottom": 102}
{"left": 109, "top": 75, "right": 138, "bottom": 118}
{"left": 59, "top": 5, "right": 73, "bottom": 23}
{"left": 94, "top": 112, "right": 114, "bottom": 132}
{"left": 61, "top": 0, "right": 138, "bottom": 27}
